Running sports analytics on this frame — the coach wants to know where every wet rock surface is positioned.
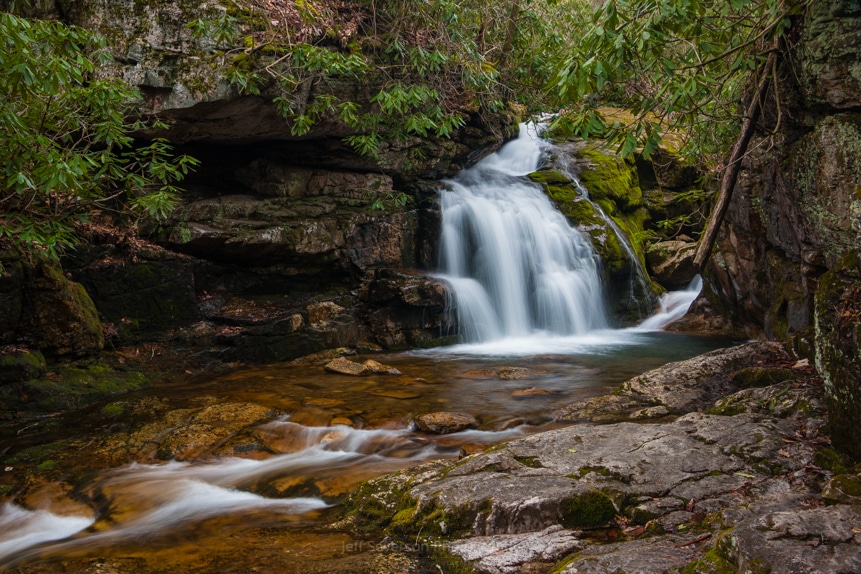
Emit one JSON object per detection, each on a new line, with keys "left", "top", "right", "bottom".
{"left": 349, "top": 342, "right": 859, "bottom": 574}
{"left": 554, "top": 341, "right": 796, "bottom": 422}
{"left": 414, "top": 412, "right": 480, "bottom": 434}
{"left": 646, "top": 239, "right": 697, "bottom": 290}
{"left": 324, "top": 357, "right": 372, "bottom": 376}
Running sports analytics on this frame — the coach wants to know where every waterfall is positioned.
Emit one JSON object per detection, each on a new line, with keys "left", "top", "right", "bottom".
{"left": 437, "top": 124, "right": 699, "bottom": 347}
{"left": 438, "top": 124, "right": 608, "bottom": 342}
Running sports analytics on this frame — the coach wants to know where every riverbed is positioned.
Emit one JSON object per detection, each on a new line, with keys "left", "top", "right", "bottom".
{"left": 0, "top": 330, "right": 732, "bottom": 572}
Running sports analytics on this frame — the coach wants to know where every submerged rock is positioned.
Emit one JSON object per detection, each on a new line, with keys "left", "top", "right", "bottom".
{"left": 324, "top": 357, "right": 372, "bottom": 376}
{"left": 363, "top": 359, "right": 402, "bottom": 375}
{"left": 511, "top": 387, "right": 559, "bottom": 398}
{"left": 414, "top": 412, "right": 479, "bottom": 434}
{"left": 497, "top": 367, "right": 553, "bottom": 380}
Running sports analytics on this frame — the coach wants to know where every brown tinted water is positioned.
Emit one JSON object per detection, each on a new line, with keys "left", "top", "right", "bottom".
{"left": 0, "top": 332, "right": 732, "bottom": 572}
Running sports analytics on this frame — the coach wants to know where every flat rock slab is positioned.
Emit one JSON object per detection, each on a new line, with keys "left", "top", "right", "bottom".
{"left": 555, "top": 341, "right": 795, "bottom": 421}
{"left": 353, "top": 410, "right": 838, "bottom": 573}
{"left": 725, "top": 504, "right": 861, "bottom": 574}
{"left": 446, "top": 525, "right": 585, "bottom": 574}
{"left": 348, "top": 343, "right": 851, "bottom": 574}
{"left": 558, "top": 534, "right": 707, "bottom": 573}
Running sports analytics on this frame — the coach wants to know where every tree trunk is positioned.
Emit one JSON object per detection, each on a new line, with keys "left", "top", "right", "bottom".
{"left": 497, "top": 0, "right": 521, "bottom": 68}
{"left": 692, "top": 50, "right": 777, "bottom": 273}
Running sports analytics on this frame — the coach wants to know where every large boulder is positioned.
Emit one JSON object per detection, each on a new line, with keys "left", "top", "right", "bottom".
{"left": 701, "top": 0, "right": 861, "bottom": 457}
{"left": 363, "top": 269, "right": 453, "bottom": 349}
{"left": 646, "top": 240, "right": 697, "bottom": 290}
{"left": 814, "top": 252, "right": 861, "bottom": 458}
{"left": 18, "top": 259, "right": 103, "bottom": 358}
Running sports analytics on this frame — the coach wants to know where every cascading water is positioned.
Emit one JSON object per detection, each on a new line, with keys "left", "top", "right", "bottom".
{"left": 438, "top": 124, "right": 608, "bottom": 342}
{"left": 437, "top": 123, "right": 701, "bottom": 348}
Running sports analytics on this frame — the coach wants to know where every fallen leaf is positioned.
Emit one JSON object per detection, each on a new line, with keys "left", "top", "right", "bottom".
{"left": 778, "top": 449, "right": 791, "bottom": 457}
{"left": 735, "top": 472, "right": 756, "bottom": 479}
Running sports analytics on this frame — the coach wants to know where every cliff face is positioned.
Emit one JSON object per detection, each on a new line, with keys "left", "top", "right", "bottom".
{"left": 0, "top": 0, "right": 517, "bottom": 365}
{"left": 709, "top": 0, "right": 861, "bottom": 456}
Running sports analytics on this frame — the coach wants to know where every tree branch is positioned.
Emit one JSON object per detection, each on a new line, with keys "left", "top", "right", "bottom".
{"left": 692, "top": 47, "right": 778, "bottom": 272}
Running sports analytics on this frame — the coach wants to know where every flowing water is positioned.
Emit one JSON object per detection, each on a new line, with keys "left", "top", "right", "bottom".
{"left": 0, "top": 127, "right": 729, "bottom": 572}
{"left": 438, "top": 124, "right": 607, "bottom": 342}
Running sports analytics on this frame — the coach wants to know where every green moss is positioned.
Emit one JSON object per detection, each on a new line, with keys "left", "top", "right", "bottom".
{"left": 560, "top": 490, "right": 617, "bottom": 529}
{"left": 680, "top": 543, "right": 735, "bottom": 573}
{"left": 528, "top": 171, "right": 571, "bottom": 185}
{"left": 5, "top": 441, "right": 67, "bottom": 464}
{"left": 730, "top": 367, "right": 798, "bottom": 389}
{"left": 577, "top": 144, "right": 643, "bottom": 211}
{"left": 705, "top": 402, "right": 746, "bottom": 416}
{"left": 513, "top": 455, "right": 544, "bottom": 468}
{"left": 342, "top": 475, "right": 415, "bottom": 532}
{"left": 389, "top": 505, "right": 419, "bottom": 531}
{"left": 0, "top": 349, "right": 46, "bottom": 384}
{"left": 34, "top": 460, "right": 59, "bottom": 472}
{"left": 425, "top": 546, "right": 475, "bottom": 574}
{"left": 101, "top": 403, "right": 126, "bottom": 417}
{"left": 679, "top": 529, "right": 744, "bottom": 574}
{"left": 393, "top": 499, "right": 481, "bottom": 539}
{"left": 1, "top": 366, "right": 150, "bottom": 419}
{"left": 814, "top": 447, "right": 853, "bottom": 474}
{"left": 826, "top": 473, "right": 861, "bottom": 500}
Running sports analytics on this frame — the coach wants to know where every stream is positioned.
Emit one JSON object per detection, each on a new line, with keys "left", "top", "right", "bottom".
{"left": 0, "top": 125, "right": 734, "bottom": 572}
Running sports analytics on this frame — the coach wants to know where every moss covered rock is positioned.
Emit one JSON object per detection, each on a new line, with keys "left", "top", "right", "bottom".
{"left": 0, "top": 363, "right": 149, "bottom": 421}
{"left": 798, "top": 0, "right": 861, "bottom": 109}
{"left": 646, "top": 240, "right": 697, "bottom": 290}
{"left": 574, "top": 143, "right": 644, "bottom": 212}
{"left": 785, "top": 114, "right": 861, "bottom": 269}
{"left": 530, "top": 170, "right": 648, "bottom": 318}
{"left": 814, "top": 251, "right": 861, "bottom": 459}
{"left": 18, "top": 259, "right": 103, "bottom": 358}
{"left": 0, "top": 348, "right": 46, "bottom": 385}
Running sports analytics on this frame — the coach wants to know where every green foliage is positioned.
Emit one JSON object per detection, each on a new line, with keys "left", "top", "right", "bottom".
{"left": 553, "top": 0, "right": 812, "bottom": 164}
{"left": 0, "top": 12, "right": 198, "bottom": 260}
{"left": 189, "top": 0, "right": 596, "bottom": 157}
{"left": 368, "top": 190, "right": 410, "bottom": 212}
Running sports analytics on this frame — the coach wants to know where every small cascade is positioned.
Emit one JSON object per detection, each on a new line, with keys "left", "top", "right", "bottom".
{"left": 634, "top": 275, "right": 703, "bottom": 331}
{"left": 438, "top": 125, "right": 608, "bottom": 342}
{"left": 0, "top": 419, "right": 524, "bottom": 568}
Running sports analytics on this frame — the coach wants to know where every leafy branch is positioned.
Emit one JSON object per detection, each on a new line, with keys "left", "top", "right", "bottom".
{"left": 0, "top": 13, "right": 198, "bottom": 261}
